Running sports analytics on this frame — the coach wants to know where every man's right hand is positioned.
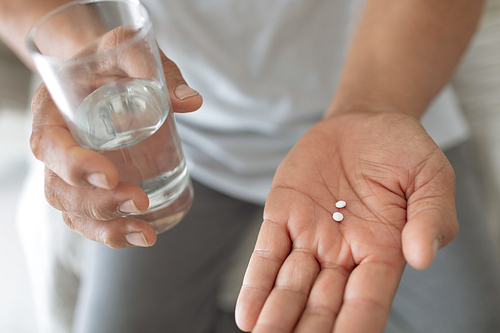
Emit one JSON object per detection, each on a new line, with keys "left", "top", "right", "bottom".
{"left": 30, "top": 51, "right": 202, "bottom": 248}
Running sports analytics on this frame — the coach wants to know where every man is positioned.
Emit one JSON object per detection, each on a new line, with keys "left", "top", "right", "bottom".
{"left": 3, "top": 0, "right": 500, "bottom": 332}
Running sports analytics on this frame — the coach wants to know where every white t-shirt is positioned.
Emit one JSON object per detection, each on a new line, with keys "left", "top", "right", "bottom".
{"left": 143, "top": 0, "right": 469, "bottom": 204}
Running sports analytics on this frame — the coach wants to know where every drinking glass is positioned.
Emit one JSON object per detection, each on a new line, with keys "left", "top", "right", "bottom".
{"left": 27, "top": 0, "right": 194, "bottom": 234}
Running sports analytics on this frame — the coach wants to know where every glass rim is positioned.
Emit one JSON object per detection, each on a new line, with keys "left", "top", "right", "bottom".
{"left": 26, "top": 0, "right": 153, "bottom": 63}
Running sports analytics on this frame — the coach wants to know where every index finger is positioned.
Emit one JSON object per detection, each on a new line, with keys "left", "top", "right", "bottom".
{"left": 30, "top": 84, "right": 119, "bottom": 189}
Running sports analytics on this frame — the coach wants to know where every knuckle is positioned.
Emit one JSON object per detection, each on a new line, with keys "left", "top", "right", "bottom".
{"left": 31, "top": 83, "right": 49, "bottom": 109}
{"left": 43, "top": 186, "right": 57, "bottom": 209}
{"left": 29, "top": 130, "right": 45, "bottom": 161}
{"left": 81, "top": 198, "right": 121, "bottom": 221}
{"left": 44, "top": 168, "right": 123, "bottom": 221}
{"left": 44, "top": 169, "right": 64, "bottom": 209}
{"left": 99, "top": 226, "right": 126, "bottom": 249}
{"left": 63, "top": 213, "right": 126, "bottom": 249}
{"left": 162, "top": 58, "right": 183, "bottom": 80}
{"left": 30, "top": 84, "right": 62, "bottom": 164}
{"left": 29, "top": 125, "right": 50, "bottom": 162}
{"left": 62, "top": 213, "right": 78, "bottom": 232}
{"left": 29, "top": 128, "right": 40, "bottom": 152}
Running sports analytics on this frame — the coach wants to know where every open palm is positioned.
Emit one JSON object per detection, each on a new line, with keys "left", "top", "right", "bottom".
{"left": 236, "top": 112, "right": 458, "bottom": 333}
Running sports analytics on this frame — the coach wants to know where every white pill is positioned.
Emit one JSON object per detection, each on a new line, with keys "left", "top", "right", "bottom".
{"left": 335, "top": 200, "right": 346, "bottom": 208}
{"left": 332, "top": 212, "right": 344, "bottom": 222}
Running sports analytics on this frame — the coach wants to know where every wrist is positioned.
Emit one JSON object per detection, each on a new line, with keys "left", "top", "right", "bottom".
{"left": 323, "top": 98, "right": 406, "bottom": 121}
{"left": 323, "top": 82, "right": 436, "bottom": 120}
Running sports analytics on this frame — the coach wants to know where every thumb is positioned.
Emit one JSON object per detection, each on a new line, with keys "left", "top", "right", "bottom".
{"left": 402, "top": 207, "right": 458, "bottom": 270}
{"left": 402, "top": 159, "right": 459, "bottom": 270}
{"left": 160, "top": 49, "right": 203, "bottom": 113}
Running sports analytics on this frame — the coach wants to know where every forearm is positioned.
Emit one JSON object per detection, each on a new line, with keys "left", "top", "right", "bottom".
{"left": 326, "top": 0, "right": 484, "bottom": 119}
{"left": 0, "top": 0, "right": 71, "bottom": 68}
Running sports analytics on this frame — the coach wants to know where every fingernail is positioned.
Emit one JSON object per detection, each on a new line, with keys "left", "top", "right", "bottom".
{"left": 174, "top": 83, "right": 199, "bottom": 100}
{"left": 119, "top": 200, "right": 142, "bottom": 214}
{"left": 87, "top": 173, "right": 111, "bottom": 189}
{"left": 126, "top": 232, "right": 149, "bottom": 247}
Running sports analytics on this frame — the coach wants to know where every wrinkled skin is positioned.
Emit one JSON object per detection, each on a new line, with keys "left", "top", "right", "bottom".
{"left": 236, "top": 111, "right": 458, "bottom": 333}
{"left": 30, "top": 46, "right": 203, "bottom": 249}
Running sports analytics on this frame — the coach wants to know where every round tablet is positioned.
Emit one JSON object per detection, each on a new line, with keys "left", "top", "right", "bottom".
{"left": 335, "top": 200, "right": 346, "bottom": 208}
{"left": 332, "top": 212, "right": 344, "bottom": 222}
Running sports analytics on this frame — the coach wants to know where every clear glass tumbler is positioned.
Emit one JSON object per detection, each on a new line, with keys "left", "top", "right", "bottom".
{"left": 27, "top": 0, "right": 193, "bottom": 234}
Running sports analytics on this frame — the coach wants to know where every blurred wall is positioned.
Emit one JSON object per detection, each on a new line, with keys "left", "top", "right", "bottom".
{"left": 453, "top": 0, "right": 500, "bottom": 256}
